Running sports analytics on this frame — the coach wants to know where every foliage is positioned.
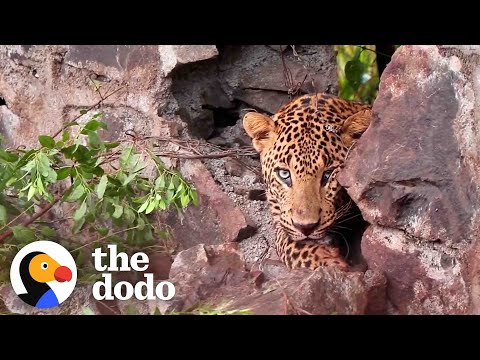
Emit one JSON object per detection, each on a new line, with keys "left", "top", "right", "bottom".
{"left": 0, "top": 111, "right": 198, "bottom": 284}
{"left": 335, "top": 45, "right": 381, "bottom": 104}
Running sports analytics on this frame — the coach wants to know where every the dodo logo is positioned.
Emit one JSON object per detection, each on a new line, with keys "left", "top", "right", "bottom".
{"left": 10, "top": 241, "right": 77, "bottom": 309}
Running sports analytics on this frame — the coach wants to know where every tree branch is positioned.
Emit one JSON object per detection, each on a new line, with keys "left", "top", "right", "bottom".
{"left": 0, "top": 194, "right": 62, "bottom": 243}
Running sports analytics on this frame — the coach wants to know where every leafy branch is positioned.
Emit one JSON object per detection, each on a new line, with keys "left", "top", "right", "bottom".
{"left": 0, "top": 109, "right": 198, "bottom": 284}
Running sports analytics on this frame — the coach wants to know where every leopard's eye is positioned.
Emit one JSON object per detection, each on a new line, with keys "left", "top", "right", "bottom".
{"left": 321, "top": 169, "right": 333, "bottom": 187}
{"left": 275, "top": 168, "right": 292, "bottom": 187}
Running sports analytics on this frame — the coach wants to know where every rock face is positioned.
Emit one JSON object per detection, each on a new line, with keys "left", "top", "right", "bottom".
{"left": 158, "top": 243, "right": 387, "bottom": 315}
{"left": 163, "top": 159, "right": 257, "bottom": 248}
{"left": 338, "top": 45, "right": 480, "bottom": 314}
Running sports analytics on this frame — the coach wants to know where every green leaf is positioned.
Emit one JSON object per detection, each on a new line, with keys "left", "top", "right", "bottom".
{"left": 16, "top": 149, "right": 37, "bottom": 170}
{"left": 345, "top": 59, "right": 365, "bottom": 91}
{"left": 155, "top": 176, "right": 165, "bottom": 190}
{"left": 27, "top": 184, "right": 36, "bottom": 200}
{"left": 84, "top": 120, "right": 101, "bottom": 131}
{"left": 112, "top": 204, "right": 124, "bottom": 219}
{"left": 0, "top": 149, "right": 19, "bottom": 162}
{"left": 76, "top": 251, "right": 85, "bottom": 267}
{"left": 138, "top": 199, "right": 149, "bottom": 213}
{"left": 40, "top": 226, "right": 56, "bottom": 238}
{"left": 12, "top": 225, "right": 36, "bottom": 243}
{"left": 123, "top": 207, "right": 136, "bottom": 225}
{"left": 119, "top": 145, "right": 134, "bottom": 168}
{"left": 80, "top": 109, "right": 88, "bottom": 115}
{"left": 107, "top": 176, "right": 122, "bottom": 187}
{"left": 38, "top": 135, "right": 56, "bottom": 149}
{"left": 96, "top": 175, "right": 108, "bottom": 199}
{"left": 87, "top": 131, "right": 102, "bottom": 149}
{"left": 180, "top": 193, "right": 189, "bottom": 208}
{"left": 136, "top": 216, "right": 145, "bottom": 231}
{"left": 190, "top": 189, "right": 199, "bottom": 206}
{"left": 35, "top": 177, "right": 46, "bottom": 196}
{"left": 165, "top": 189, "right": 174, "bottom": 204}
{"left": 96, "top": 227, "right": 109, "bottom": 236}
{"left": 145, "top": 200, "right": 156, "bottom": 214}
{"left": 73, "top": 217, "right": 85, "bottom": 234}
{"left": 74, "top": 201, "right": 87, "bottom": 222}
{"left": 68, "top": 184, "right": 85, "bottom": 201}
{"left": 62, "top": 130, "right": 70, "bottom": 142}
{"left": 122, "top": 172, "right": 137, "bottom": 186}
{"left": 56, "top": 167, "right": 71, "bottom": 180}
{"left": 104, "top": 141, "right": 120, "bottom": 149}
{"left": 0, "top": 205, "right": 6, "bottom": 226}
{"left": 158, "top": 199, "right": 166, "bottom": 210}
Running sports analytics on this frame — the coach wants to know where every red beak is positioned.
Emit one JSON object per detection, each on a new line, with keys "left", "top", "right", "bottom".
{"left": 54, "top": 266, "right": 72, "bottom": 282}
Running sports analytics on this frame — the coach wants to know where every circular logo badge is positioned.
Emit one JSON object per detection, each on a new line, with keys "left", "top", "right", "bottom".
{"left": 10, "top": 240, "right": 77, "bottom": 309}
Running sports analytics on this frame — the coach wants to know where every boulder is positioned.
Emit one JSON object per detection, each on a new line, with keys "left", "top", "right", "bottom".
{"left": 158, "top": 243, "right": 387, "bottom": 315}
{"left": 338, "top": 45, "right": 480, "bottom": 314}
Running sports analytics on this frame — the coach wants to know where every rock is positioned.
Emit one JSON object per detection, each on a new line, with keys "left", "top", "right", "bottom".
{"left": 159, "top": 45, "right": 218, "bottom": 77}
{"left": 362, "top": 226, "right": 469, "bottom": 314}
{"left": 221, "top": 45, "right": 338, "bottom": 113}
{"left": 214, "top": 118, "right": 252, "bottom": 147}
{"left": 160, "top": 243, "right": 387, "bottom": 315}
{"left": 234, "top": 89, "right": 290, "bottom": 114}
{"left": 225, "top": 159, "right": 246, "bottom": 177}
{"left": 338, "top": 45, "right": 480, "bottom": 314}
{"left": 0, "top": 45, "right": 171, "bottom": 149}
{"left": 0, "top": 284, "right": 97, "bottom": 315}
{"left": 145, "top": 252, "right": 173, "bottom": 280}
{"left": 177, "top": 107, "right": 215, "bottom": 139}
{"left": 162, "top": 159, "right": 257, "bottom": 249}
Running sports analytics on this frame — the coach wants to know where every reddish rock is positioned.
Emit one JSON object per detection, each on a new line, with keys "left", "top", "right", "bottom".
{"left": 338, "top": 45, "right": 480, "bottom": 314}
{"left": 146, "top": 252, "right": 173, "bottom": 280}
{"left": 159, "top": 243, "right": 387, "bottom": 315}
{"left": 163, "top": 159, "right": 257, "bottom": 249}
{"left": 362, "top": 226, "right": 469, "bottom": 314}
{"left": 338, "top": 45, "right": 480, "bottom": 246}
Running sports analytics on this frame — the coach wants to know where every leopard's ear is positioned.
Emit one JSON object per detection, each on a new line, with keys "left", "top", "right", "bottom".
{"left": 341, "top": 109, "right": 372, "bottom": 147}
{"left": 243, "top": 112, "right": 277, "bottom": 152}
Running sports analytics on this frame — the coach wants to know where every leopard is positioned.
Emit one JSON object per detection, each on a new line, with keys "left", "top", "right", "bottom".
{"left": 243, "top": 93, "right": 372, "bottom": 271}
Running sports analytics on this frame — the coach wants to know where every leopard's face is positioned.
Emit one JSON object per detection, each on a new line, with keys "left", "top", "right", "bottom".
{"left": 244, "top": 93, "right": 372, "bottom": 242}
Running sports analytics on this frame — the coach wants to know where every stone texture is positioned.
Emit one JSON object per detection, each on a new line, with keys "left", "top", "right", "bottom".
{"left": 338, "top": 45, "right": 480, "bottom": 314}
{"left": 145, "top": 252, "right": 173, "bottom": 280}
{"left": 0, "top": 45, "right": 171, "bottom": 148}
{"left": 162, "top": 159, "right": 257, "bottom": 249}
{"left": 159, "top": 243, "right": 386, "bottom": 315}
{"left": 221, "top": 45, "right": 338, "bottom": 115}
{"left": 362, "top": 226, "right": 468, "bottom": 314}
{"left": 159, "top": 45, "right": 218, "bottom": 77}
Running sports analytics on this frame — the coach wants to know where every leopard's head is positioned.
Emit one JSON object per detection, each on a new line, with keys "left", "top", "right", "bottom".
{"left": 243, "top": 94, "right": 371, "bottom": 241}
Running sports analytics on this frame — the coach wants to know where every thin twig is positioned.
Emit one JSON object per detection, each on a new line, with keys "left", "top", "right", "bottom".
{"left": 72, "top": 225, "right": 141, "bottom": 251}
{"left": 52, "top": 85, "right": 126, "bottom": 139}
{"left": 0, "top": 194, "right": 62, "bottom": 243}
{"left": 0, "top": 203, "right": 35, "bottom": 233}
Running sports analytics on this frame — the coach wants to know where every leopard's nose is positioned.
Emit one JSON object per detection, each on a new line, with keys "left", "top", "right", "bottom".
{"left": 292, "top": 220, "right": 320, "bottom": 236}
